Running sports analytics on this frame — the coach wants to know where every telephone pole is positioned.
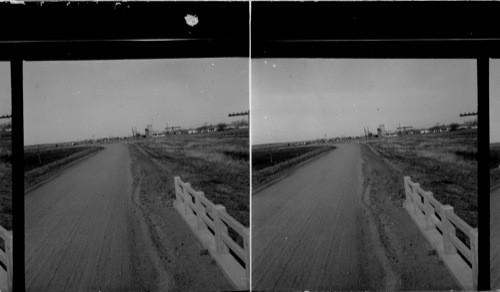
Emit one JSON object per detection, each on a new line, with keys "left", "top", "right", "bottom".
{"left": 459, "top": 112, "right": 477, "bottom": 117}
{"left": 228, "top": 111, "right": 249, "bottom": 126}
{"left": 397, "top": 125, "right": 413, "bottom": 152}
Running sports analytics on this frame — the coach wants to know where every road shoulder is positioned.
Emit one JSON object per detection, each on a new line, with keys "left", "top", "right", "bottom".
{"left": 360, "top": 143, "right": 460, "bottom": 291}
{"left": 127, "top": 144, "right": 232, "bottom": 291}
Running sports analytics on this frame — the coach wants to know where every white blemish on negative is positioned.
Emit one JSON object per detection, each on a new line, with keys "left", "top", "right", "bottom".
{"left": 185, "top": 14, "right": 199, "bottom": 27}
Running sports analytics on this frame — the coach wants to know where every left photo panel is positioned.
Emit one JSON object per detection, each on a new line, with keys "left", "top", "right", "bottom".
{"left": 0, "top": 2, "right": 251, "bottom": 291}
{"left": 23, "top": 58, "right": 249, "bottom": 291}
{"left": 0, "top": 62, "right": 12, "bottom": 291}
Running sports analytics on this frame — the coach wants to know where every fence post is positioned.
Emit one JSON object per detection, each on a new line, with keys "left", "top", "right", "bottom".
{"left": 243, "top": 231, "right": 250, "bottom": 287}
{"left": 5, "top": 231, "right": 12, "bottom": 292}
{"left": 183, "top": 183, "right": 193, "bottom": 217}
{"left": 173, "top": 176, "right": 184, "bottom": 211}
{"left": 195, "top": 191, "right": 207, "bottom": 230}
{"left": 424, "top": 191, "right": 435, "bottom": 230}
{"left": 404, "top": 176, "right": 411, "bottom": 207}
{"left": 213, "top": 205, "right": 229, "bottom": 254}
{"left": 441, "top": 205, "right": 457, "bottom": 255}
{"left": 412, "top": 183, "right": 421, "bottom": 216}
{"left": 470, "top": 228, "right": 478, "bottom": 289}
{"left": 174, "top": 176, "right": 186, "bottom": 215}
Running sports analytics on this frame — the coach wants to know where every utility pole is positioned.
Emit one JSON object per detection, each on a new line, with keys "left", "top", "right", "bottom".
{"left": 459, "top": 111, "right": 478, "bottom": 130}
{"left": 397, "top": 125, "right": 413, "bottom": 134}
{"left": 228, "top": 111, "right": 250, "bottom": 126}
{"left": 397, "top": 125, "right": 413, "bottom": 152}
{"left": 459, "top": 112, "right": 477, "bottom": 117}
{"left": 165, "top": 125, "right": 181, "bottom": 151}
{"left": 165, "top": 126, "right": 181, "bottom": 133}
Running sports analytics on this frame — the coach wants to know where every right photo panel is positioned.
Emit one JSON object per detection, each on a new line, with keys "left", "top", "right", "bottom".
{"left": 251, "top": 59, "right": 478, "bottom": 291}
{"left": 490, "top": 58, "right": 500, "bottom": 290}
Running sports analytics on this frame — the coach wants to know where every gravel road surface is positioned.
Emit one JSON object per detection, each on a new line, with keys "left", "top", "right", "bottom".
{"left": 25, "top": 144, "right": 139, "bottom": 291}
{"left": 25, "top": 143, "right": 231, "bottom": 291}
{"left": 252, "top": 143, "right": 384, "bottom": 291}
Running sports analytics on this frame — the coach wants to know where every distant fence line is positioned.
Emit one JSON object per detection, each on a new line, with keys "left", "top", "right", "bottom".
{"left": 404, "top": 176, "right": 477, "bottom": 290}
{"left": 0, "top": 225, "right": 12, "bottom": 292}
{"left": 174, "top": 176, "right": 249, "bottom": 290}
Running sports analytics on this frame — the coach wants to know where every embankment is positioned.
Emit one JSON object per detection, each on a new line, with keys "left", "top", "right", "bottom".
{"left": 360, "top": 143, "right": 460, "bottom": 291}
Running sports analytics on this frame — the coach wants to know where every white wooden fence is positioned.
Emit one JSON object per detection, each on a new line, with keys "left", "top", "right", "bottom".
{"left": 174, "top": 176, "right": 249, "bottom": 290}
{"left": 0, "top": 225, "right": 12, "bottom": 292}
{"left": 404, "top": 176, "right": 478, "bottom": 290}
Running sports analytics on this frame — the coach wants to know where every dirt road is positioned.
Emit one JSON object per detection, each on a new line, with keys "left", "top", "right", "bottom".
{"left": 253, "top": 143, "right": 460, "bottom": 291}
{"left": 25, "top": 144, "right": 138, "bottom": 291}
{"left": 252, "top": 143, "right": 386, "bottom": 291}
{"left": 25, "top": 143, "right": 230, "bottom": 291}
{"left": 492, "top": 186, "right": 500, "bottom": 289}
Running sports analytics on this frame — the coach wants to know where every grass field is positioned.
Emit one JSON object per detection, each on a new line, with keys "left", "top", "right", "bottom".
{"left": 24, "top": 146, "right": 90, "bottom": 172}
{"left": 0, "top": 140, "right": 11, "bottom": 231}
{"left": 253, "top": 145, "right": 324, "bottom": 171}
{"left": 24, "top": 145, "right": 103, "bottom": 190}
{"left": 138, "top": 129, "right": 249, "bottom": 227}
{"left": 368, "top": 130, "right": 477, "bottom": 229}
{"left": 491, "top": 143, "right": 500, "bottom": 189}
{"left": 252, "top": 143, "right": 335, "bottom": 189}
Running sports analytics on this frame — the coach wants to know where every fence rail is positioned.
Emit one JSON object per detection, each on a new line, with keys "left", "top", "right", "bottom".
{"left": 174, "top": 176, "right": 249, "bottom": 290}
{"left": 0, "top": 225, "right": 12, "bottom": 292}
{"left": 404, "top": 176, "right": 477, "bottom": 290}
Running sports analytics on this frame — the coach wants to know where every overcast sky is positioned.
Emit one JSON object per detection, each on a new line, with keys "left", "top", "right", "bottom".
{"left": 23, "top": 58, "right": 248, "bottom": 146}
{"left": 0, "top": 62, "right": 10, "bottom": 118}
{"left": 491, "top": 59, "right": 500, "bottom": 144}
{"left": 2, "top": 58, "right": 498, "bottom": 145}
{"left": 252, "top": 59, "right": 478, "bottom": 145}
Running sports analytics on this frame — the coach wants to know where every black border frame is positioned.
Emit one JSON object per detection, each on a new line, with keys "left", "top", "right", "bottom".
{"left": 1, "top": 1, "right": 499, "bottom": 291}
